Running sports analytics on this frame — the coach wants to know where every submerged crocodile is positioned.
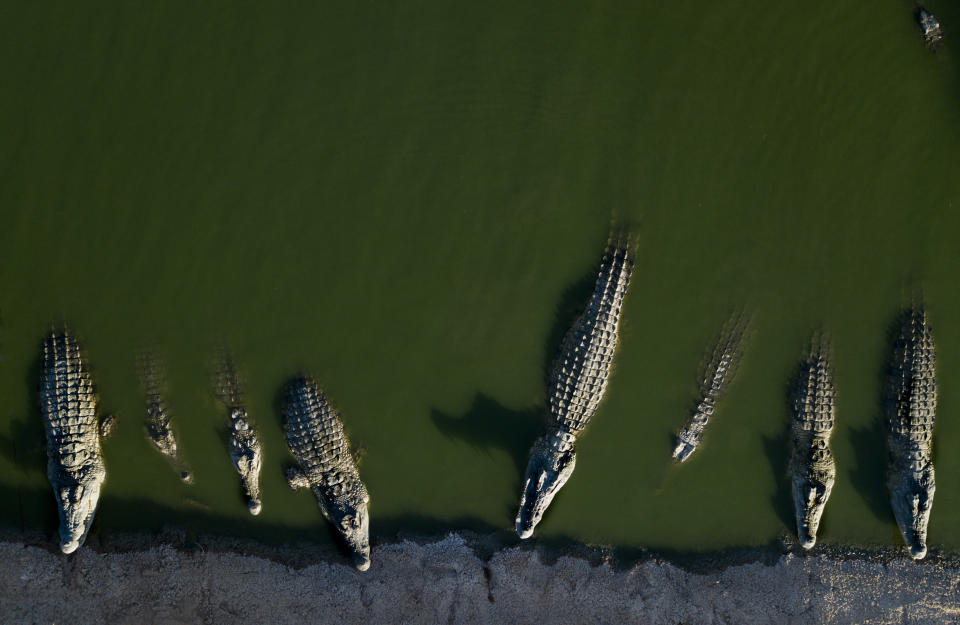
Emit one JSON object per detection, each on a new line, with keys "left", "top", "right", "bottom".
{"left": 885, "top": 308, "right": 937, "bottom": 560}
{"left": 789, "top": 337, "right": 836, "bottom": 549}
{"left": 40, "top": 330, "right": 113, "bottom": 554}
{"left": 917, "top": 5, "right": 943, "bottom": 47}
{"left": 283, "top": 376, "right": 370, "bottom": 570}
{"left": 672, "top": 316, "right": 747, "bottom": 463}
{"left": 137, "top": 350, "right": 192, "bottom": 483}
{"left": 214, "top": 353, "right": 262, "bottom": 515}
{"left": 515, "top": 243, "right": 633, "bottom": 539}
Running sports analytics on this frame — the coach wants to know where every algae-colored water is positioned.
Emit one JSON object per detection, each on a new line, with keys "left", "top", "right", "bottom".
{"left": 1, "top": 2, "right": 960, "bottom": 556}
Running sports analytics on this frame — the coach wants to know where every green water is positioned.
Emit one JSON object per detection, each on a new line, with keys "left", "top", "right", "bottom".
{"left": 1, "top": 1, "right": 960, "bottom": 556}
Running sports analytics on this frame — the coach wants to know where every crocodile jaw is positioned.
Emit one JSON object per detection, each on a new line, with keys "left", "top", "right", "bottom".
{"left": 515, "top": 435, "right": 576, "bottom": 539}
{"left": 791, "top": 474, "right": 833, "bottom": 549}
{"left": 53, "top": 472, "right": 104, "bottom": 554}
{"left": 890, "top": 464, "right": 935, "bottom": 560}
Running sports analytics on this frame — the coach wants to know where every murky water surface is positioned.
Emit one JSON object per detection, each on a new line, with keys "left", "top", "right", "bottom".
{"left": 1, "top": 2, "right": 960, "bottom": 555}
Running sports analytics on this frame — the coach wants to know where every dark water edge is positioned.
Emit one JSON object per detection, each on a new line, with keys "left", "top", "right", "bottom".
{"left": 5, "top": 485, "right": 958, "bottom": 575}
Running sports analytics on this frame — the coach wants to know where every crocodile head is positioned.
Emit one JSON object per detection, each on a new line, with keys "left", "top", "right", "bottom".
{"left": 890, "top": 463, "right": 935, "bottom": 560}
{"left": 791, "top": 473, "right": 834, "bottom": 549}
{"left": 329, "top": 493, "right": 371, "bottom": 571}
{"left": 515, "top": 432, "right": 577, "bottom": 539}
{"left": 53, "top": 465, "right": 105, "bottom": 554}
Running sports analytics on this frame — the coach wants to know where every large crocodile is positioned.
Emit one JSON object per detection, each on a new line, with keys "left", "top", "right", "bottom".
{"left": 137, "top": 350, "right": 192, "bottom": 483}
{"left": 283, "top": 376, "right": 371, "bottom": 570}
{"left": 885, "top": 308, "right": 937, "bottom": 560}
{"left": 515, "top": 243, "right": 633, "bottom": 539}
{"left": 789, "top": 336, "right": 836, "bottom": 549}
{"left": 214, "top": 353, "right": 262, "bottom": 515}
{"left": 40, "top": 330, "right": 113, "bottom": 554}
{"left": 672, "top": 315, "right": 747, "bottom": 462}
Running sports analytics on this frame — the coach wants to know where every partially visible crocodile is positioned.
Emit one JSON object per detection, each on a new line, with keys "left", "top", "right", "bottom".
{"left": 916, "top": 5, "right": 943, "bottom": 47}
{"left": 672, "top": 315, "right": 747, "bottom": 462}
{"left": 40, "top": 330, "right": 113, "bottom": 554}
{"left": 516, "top": 243, "right": 633, "bottom": 539}
{"left": 137, "top": 350, "right": 192, "bottom": 483}
{"left": 885, "top": 308, "right": 937, "bottom": 560}
{"left": 789, "top": 336, "right": 836, "bottom": 549}
{"left": 283, "top": 376, "right": 370, "bottom": 570}
{"left": 214, "top": 353, "right": 262, "bottom": 515}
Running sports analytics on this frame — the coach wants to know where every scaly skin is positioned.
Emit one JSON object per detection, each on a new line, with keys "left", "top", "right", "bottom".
{"left": 40, "top": 331, "right": 106, "bottom": 554}
{"left": 789, "top": 338, "right": 836, "bottom": 549}
{"left": 283, "top": 376, "right": 370, "bottom": 570}
{"left": 885, "top": 308, "right": 936, "bottom": 560}
{"left": 672, "top": 317, "right": 746, "bottom": 462}
{"left": 516, "top": 244, "right": 632, "bottom": 539}
{"left": 215, "top": 355, "right": 263, "bottom": 515}
{"left": 138, "top": 351, "right": 192, "bottom": 483}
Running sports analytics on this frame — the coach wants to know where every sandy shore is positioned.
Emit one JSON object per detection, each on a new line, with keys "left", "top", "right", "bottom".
{"left": 2, "top": 534, "right": 960, "bottom": 624}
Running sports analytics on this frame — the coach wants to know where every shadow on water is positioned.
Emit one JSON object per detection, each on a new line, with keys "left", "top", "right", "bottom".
{"left": 849, "top": 421, "right": 890, "bottom": 522}
{"left": 0, "top": 356, "right": 45, "bottom": 473}
{"left": 430, "top": 396, "right": 542, "bottom": 476}
{"left": 0, "top": 480, "right": 794, "bottom": 571}
{"left": 761, "top": 360, "right": 800, "bottom": 533}
{"left": 428, "top": 266, "right": 599, "bottom": 492}
{"left": 848, "top": 311, "right": 911, "bottom": 524}
{"left": 542, "top": 272, "right": 597, "bottom": 377}
{"left": 762, "top": 430, "right": 792, "bottom": 531}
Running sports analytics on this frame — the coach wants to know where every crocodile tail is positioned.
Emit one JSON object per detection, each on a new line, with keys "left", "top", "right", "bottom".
{"left": 213, "top": 349, "right": 245, "bottom": 409}
{"left": 698, "top": 311, "right": 749, "bottom": 399}
{"left": 136, "top": 346, "right": 167, "bottom": 399}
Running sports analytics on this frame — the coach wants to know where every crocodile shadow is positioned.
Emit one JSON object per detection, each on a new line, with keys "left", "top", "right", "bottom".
{"left": 0, "top": 356, "right": 45, "bottom": 475}
{"left": 761, "top": 364, "right": 798, "bottom": 532}
{"left": 430, "top": 397, "right": 541, "bottom": 477}
{"left": 848, "top": 311, "right": 916, "bottom": 524}
{"left": 428, "top": 268, "right": 598, "bottom": 509}
{"left": 848, "top": 420, "right": 890, "bottom": 522}
{"left": 762, "top": 429, "right": 792, "bottom": 530}
{"left": 0, "top": 481, "right": 802, "bottom": 572}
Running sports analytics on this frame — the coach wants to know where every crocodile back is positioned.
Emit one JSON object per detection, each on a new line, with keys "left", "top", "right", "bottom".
{"left": 792, "top": 342, "right": 835, "bottom": 441}
{"left": 547, "top": 246, "right": 632, "bottom": 434}
{"left": 283, "top": 377, "right": 353, "bottom": 480}
{"left": 41, "top": 331, "right": 100, "bottom": 464}
{"left": 791, "top": 340, "right": 835, "bottom": 472}
{"left": 886, "top": 309, "right": 936, "bottom": 458}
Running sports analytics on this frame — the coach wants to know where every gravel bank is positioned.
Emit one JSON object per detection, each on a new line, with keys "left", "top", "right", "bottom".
{"left": 2, "top": 535, "right": 959, "bottom": 624}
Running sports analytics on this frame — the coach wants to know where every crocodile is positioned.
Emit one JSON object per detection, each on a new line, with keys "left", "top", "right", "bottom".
{"left": 789, "top": 336, "right": 836, "bottom": 549}
{"left": 885, "top": 308, "right": 937, "bottom": 560}
{"left": 283, "top": 376, "right": 370, "bottom": 570}
{"left": 916, "top": 5, "right": 943, "bottom": 47}
{"left": 515, "top": 243, "right": 633, "bottom": 539}
{"left": 40, "top": 330, "right": 112, "bottom": 554}
{"left": 214, "top": 354, "right": 263, "bottom": 515}
{"left": 137, "top": 350, "right": 192, "bottom": 483}
{"left": 672, "top": 315, "right": 747, "bottom": 462}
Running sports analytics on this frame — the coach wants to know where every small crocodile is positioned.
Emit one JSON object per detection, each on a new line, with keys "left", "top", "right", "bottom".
{"left": 214, "top": 354, "right": 262, "bottom": 515}
{"left": 516, "top": 243, "right": 633, "bottom": 539}
{"left": 672, "top": 315, "right": 747, "bottom": 463}
{"left": 283, "top": 376, "right": 370, "bottom": 570}
{"left": 885, "top": 308, "right": 937, "bottom": 560}
{"left": 137, "top": 350, "right": 192, "bottom": 483}
{"left": 916, "top": 5, "right": 943, "bottom": 47}
{"left": 789, "top": 336, "right": 836, "bottom": 549}
{"left": 40, "top": 330, "right": 113, "bottom": 554}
